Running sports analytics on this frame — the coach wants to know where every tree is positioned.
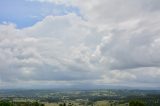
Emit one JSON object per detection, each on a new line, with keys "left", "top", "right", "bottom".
{"left": 129, "top": 100, "right": 145, "bottom": 106}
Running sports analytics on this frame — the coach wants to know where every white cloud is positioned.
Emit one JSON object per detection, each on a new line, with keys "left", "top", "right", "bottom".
{"left": 0, "top": 14, "right": 101, "bottom": 88}
{"left": 1, "top": 0, "right": 160, "bottom": 89}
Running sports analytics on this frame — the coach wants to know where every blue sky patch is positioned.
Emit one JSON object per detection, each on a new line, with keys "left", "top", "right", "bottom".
{"left": 0, "top": 0, "right": 80, "bottom": 28}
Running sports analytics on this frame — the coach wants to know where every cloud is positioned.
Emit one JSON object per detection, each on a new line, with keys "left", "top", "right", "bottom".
{"left": 96, "top": 17, "right": 160, "bottom": 70}
{"left": 0, "top": 14, "right": 101, "bottom": 88}
{"left": 1, "top": 0, "right": 160, "bottom": 89}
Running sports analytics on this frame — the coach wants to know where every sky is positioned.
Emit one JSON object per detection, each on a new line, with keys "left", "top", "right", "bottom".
{"left": 0, "top": 0, "right": 160, "bottom": 89}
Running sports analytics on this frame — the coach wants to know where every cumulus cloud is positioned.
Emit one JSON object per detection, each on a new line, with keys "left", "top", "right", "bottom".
{"left": 1, "top": 0, "right": 160, "bottom": 89}
{"left": 0, "top": 14, "right": 101, "bottom": 88}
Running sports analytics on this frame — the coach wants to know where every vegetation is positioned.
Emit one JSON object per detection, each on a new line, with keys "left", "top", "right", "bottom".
{"left": 129, "top": 100, "right": 145, "bottom": 106}
{"left": 0, "top": 90, "right": 160, "bottom": 106}
{"left": 0, "top": 101, "right": 44, "bottom": 106}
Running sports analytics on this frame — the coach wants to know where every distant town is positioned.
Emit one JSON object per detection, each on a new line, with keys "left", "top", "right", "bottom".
{"left": 0, "top": 89, "right": 160, "bottom": 106}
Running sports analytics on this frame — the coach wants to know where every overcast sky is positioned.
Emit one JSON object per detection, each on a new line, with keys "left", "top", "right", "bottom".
{"left": 0, "top": 0, "right": 160, "bottom": 89}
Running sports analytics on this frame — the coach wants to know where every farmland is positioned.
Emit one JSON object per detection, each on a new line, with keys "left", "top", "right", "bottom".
{"left": 0, "top": 89, "right": 160, "bottom": 106}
